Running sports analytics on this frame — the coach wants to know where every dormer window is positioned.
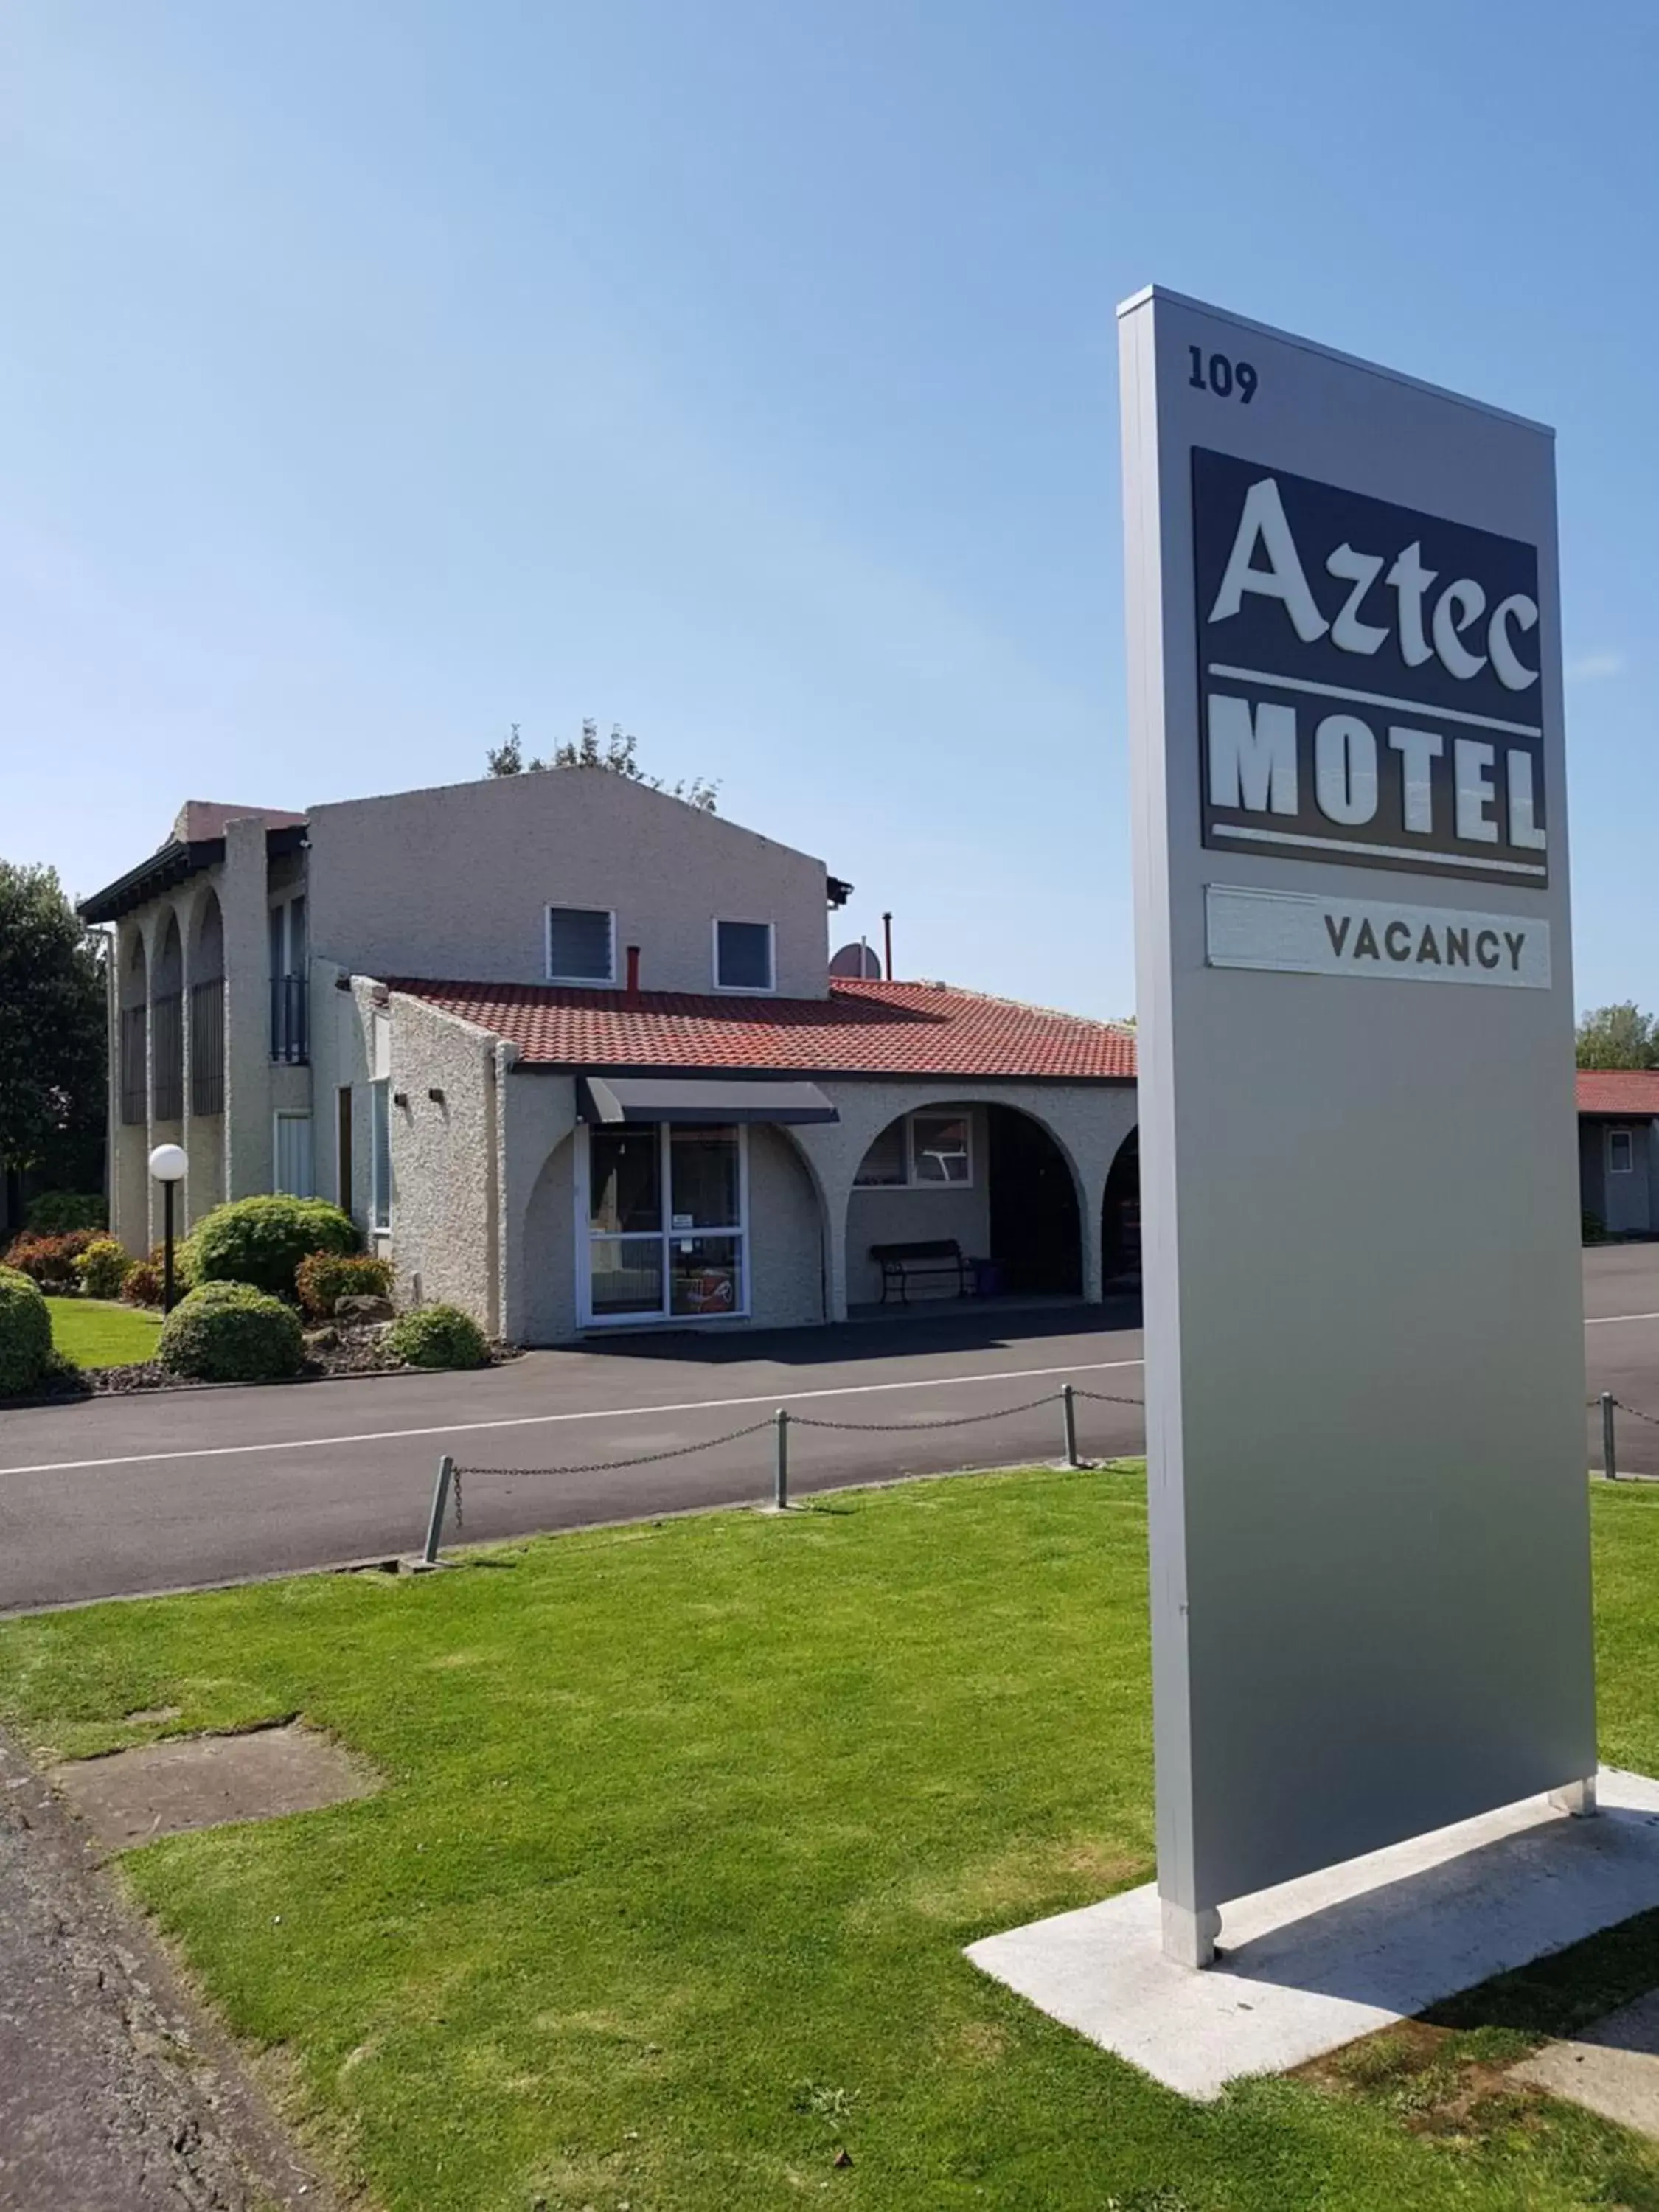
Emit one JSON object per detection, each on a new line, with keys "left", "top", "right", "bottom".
{"left": 714, "top": 919, "right": 775, "bottom": 992}
{"left": 547, "top": 905, "right": 616, "bottom": 985}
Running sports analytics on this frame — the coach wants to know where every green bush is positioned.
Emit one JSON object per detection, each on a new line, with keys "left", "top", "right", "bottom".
{"left": 158, "top": 1281, "right": 305, "bottom": 1383}
{"left": 148, "top": 1239, "right": 198, "bottom": 1293}
{"left": 296, "top": 1250, "right": 394, "bottom": 1318}
{"left": 385, "top": 1304, "right": 489, "bottom": 1371}
{"left": 2, "top": 1229, "right": 98, "bottom": 1293}
{"left": 75, "top": 1239, "right": 133, "bottom": 1299}
{"left": 190, "top": 1197, "right": 358, "bottom": 1298}
{"left": 26, "top": 1191, "right": 106, "bottom": 1234}
{"left": 0, "top": 1265, "right": 53, "bottom": 1394}
{"left": 1583, "top": 1209, "right": 1607, "bottom": 1245}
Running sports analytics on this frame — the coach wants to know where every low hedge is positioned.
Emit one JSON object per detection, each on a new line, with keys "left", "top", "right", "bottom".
{"left": 385, "top": 1304, "right": 489, "bottom": 1371}
{"left": 296, "top": 1251, "right": 394, "bottom": 1318}
{"left": 2, "top": 1229, "right": 99, "bottom": 1293}
{"left": 75, "top": 1239, "right": 133, "bottom": 1300}
{"left": 191, "top": 1197, "right": 358, "bottom": 1298}
{"left": 158, "top": 1281, "right": 304, "bottom": 1383}
{"left": 0, "top": 1265, "right": 54, "bottom": 1394}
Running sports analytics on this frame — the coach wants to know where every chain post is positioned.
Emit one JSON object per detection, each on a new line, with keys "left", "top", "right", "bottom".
{"left": 422, "top": 1455, "right": 456, "bottom": 1564}
{"left": 1061, "top": 1383, "right": 1080, "bottom": 1469}
{"left": 1602, "top": 1392, "right": 1618, "bottom": 1482}
{"left": 773, "top": 1407, "right": 790, "bottom": 1510}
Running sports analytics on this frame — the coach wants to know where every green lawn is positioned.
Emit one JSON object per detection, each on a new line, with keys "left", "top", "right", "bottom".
{"left": 1, "top": 1470, "right": 1658, "bottom": 2212}
{"left": 46, "top": 1295, "right": 161, "bottom": 1368}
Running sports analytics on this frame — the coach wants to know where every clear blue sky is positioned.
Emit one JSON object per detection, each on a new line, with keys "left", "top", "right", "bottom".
{"left": 4, "top": 1, "right": 1654, "bottom": 1019}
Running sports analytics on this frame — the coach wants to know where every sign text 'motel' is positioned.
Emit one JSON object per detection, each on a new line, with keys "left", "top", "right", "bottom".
{"left": 1194, "top": 448, "right": 1548, "bottom": 885}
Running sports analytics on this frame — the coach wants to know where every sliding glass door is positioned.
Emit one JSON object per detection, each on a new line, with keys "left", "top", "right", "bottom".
{"left": 583, "top": 1123, "right": 748, "bottom": 1323}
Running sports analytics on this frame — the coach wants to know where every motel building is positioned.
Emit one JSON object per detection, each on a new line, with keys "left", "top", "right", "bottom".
{"left": 80, "top": 770, "right": 1141, "bottom": 1340}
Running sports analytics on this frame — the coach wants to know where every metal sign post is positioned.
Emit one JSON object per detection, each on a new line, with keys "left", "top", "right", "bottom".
{"left": 1119, "top": 288, "right": 1596, "bottom": 1968}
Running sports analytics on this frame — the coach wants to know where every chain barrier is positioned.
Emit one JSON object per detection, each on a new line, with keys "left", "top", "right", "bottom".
{"left": 420, "top": 1385, "right": 1149, "bottom": 1562}
{"left": 451, "top": 1417, "right": 779, "bottom": 1484}
{"left": 789, "top": 1391, "right": 1068, "bottom": 1435}
{"left": 1609, "top": 1396, "right": 1659, "bottom": 1430}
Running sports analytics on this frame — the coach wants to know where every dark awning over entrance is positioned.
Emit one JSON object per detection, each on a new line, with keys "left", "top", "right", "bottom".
{"left": 576, "top": 1075, "right": 839, "bottom": 1127}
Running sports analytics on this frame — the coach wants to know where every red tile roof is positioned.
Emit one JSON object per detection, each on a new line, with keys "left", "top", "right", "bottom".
{"left": 386, "top": 976, "right": 1138, "bottom": 1082}
{"left": 1577, "top": 1071, "right": 1659, "bottom": 1116}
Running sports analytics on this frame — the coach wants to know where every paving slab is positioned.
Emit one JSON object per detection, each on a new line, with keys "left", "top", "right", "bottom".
{"left": 1510, "top": 1986, "right": 1659, "bottom": 2140}
{"left": 967, "top": 1767, "right": 1659, "bottom": 2101}
{"left": 49, "top": 1721, "right": 377, "bottom": 1850}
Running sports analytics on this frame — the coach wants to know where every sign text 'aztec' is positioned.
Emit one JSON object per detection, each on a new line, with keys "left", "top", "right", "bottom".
{"left": 1193, "top": 448, "right": 1548, "bottom": 884}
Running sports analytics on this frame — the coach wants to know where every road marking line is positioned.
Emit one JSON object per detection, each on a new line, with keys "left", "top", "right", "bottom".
{"left": 0, "top": 1358, "right": 1148, "bottom": 1480}
{"left": 1585, "top": 1312, "right": 1659, "bottom": 1326}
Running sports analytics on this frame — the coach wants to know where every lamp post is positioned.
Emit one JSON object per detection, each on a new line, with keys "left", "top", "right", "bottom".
{"left": 148, "top": 1144, "right": 187, "bottom": 1312}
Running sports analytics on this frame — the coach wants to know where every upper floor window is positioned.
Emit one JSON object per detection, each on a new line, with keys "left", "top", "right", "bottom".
{"left": 270, "top": 896, "right": 309, "bottom": 1064}
{"left": 714, "top": 918, "right": 775, "bottom": 992}
{"left": 548, "top": 905, "right": 616, "bottom": 985}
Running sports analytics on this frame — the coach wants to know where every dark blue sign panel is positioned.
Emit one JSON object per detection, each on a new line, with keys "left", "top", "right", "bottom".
{"left": 1192, "top": 448, "right": 1548, "bottom": 884}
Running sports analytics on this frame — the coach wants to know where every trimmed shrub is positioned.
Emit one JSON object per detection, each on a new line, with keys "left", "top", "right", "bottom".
{"left": 121, "top": 1262, "right": 162, "bottom": 1307}
{"left": 75, "top": 1239, "right": 133, "bottom": 1299}
{"left": 26, "top": 1191, "right": 106, "bottom": 1235}
{"left": 296, "top": 1251, "right": 394, "bottom": 1319}
{"left": 149, "top": 1239, "right": 198, "bottom": 1293}
{"left": 1583, "top": 1209, "right": 1607, "bottom": 1246}
{"left": 191, "top": 1197, "right": 358, "bottom": 1298}
{"left": 3, "top": 1229, "right": 98, "bottom": 1293}
{"left": 385, "top": 1304, "right": 489, "bottom": 1371}
{"left": 158, "top": 1281, "right": 305, "bottom": 1383}
{"left": 0, "top": 1266, "right": 53, "bottom": 1394}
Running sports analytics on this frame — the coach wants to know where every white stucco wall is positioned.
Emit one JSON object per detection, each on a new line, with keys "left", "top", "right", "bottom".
{"left": 305, "top": 768, "right": 830, "bottom": 1000}
{"left": 383, "top": 992, "right": 507, "bottom": 1331}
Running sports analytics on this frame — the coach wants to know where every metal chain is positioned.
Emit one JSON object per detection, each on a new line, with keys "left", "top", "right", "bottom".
{"left": 789, "top": 1391, "right": 1066, "bottom": 1434}
{"left": 1070, "top": 1388, "right": 1146, "bottom": 1409}
{"left": 453, "top": 1417, "right": 777, "bottom": 1483}
{"left": 1611, "top": 1397, "right": 1659, "bottom": 1430}
{"left": 452, "top": 1465, "right": 463, "bottom": 1530}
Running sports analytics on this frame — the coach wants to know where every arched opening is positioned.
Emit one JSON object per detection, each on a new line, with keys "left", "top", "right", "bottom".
{"left": 119, "top": 931, "right": 147, "bottom": 1126}
{"left": 189, "top": 891, "right": 225, "bottom": 1117}
{"left": 1101, "top": 1127, "right": 1141, "bottom": 1285}
{"left": 846, "top": 1100, "right": 1083, "bottom": 1307}
{"left": 152, "top": 914, "right": 184, "bottom": 1124}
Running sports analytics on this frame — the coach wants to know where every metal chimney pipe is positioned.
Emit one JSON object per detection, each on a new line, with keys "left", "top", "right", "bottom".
{"left": 882, "top": 911, "right": 894, "bottom": 981}
{"left": 625, "top": 945, "right": 641, "bottom": 996}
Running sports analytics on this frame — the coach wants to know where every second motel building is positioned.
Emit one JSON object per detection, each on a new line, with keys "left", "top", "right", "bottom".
{"left": 82, "top": 770, "right": 1141, "bottom": 1339}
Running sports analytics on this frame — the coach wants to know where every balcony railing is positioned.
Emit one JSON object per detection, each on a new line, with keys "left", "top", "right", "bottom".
{"left": 191, "top": 978, "right": 225, "bottom": 1115}
{"left": 152, "top": 991, "right": 184, "bottom": 1121}
{"left": 271, "top": 973, "right": 309, "bottom": 1065}
{"left": 119, "top": 1005, "right": 147, "bottom": 1126}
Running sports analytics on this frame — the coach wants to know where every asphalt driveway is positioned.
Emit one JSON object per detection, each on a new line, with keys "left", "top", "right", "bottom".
{"left": 4, "top": 1248, "right": 1658, "bottom": 1614}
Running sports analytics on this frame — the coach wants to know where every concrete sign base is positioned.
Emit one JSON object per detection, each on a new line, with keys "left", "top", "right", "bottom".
{"left": 967, "top": 1767, "right": 1659, "bottom": 2101}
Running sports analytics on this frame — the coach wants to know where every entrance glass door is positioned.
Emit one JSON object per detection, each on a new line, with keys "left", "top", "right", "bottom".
{"left": 585, "top": 1123, "right": 747, "bottom": 1322}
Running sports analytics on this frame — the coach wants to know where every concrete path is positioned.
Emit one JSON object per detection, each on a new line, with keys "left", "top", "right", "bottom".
{"left": 3, "top": 1245, "right": 1658, "bottom": 1615}
{"left": 1511, "top": 1986, "right": 1659, "bottom": 2140}
{"left": 0, "top": 1727, "right": 339, "bottom": 2210}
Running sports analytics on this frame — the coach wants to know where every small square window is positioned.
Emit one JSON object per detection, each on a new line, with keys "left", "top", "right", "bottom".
{"left": 548, "top": 905, "right": 615, "bottom": 984}
{"left": 854, "top": 1121, "right": 908, "bottom": 1188}
{"left": 715, "top": 919, "right": 774, "bottom": 992}
{"left": 911, "top": 1113, "right": 972, "bottom": 1186}
{"left": 1609, "top": 1128, "right": 1635, "bottom": 1175}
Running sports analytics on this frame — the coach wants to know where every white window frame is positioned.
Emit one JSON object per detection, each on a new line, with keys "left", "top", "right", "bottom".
{"left": 546, "top": 903, "right": 617, "bottom": 987}
{"left": 1608, "top": 1126, "right": 1635, "bottom": 1175}
{"left": 576, "top": 1122, "right": 751, "bottom": 1326}
{"left": 272, "top": 1109, "right": 314, "bottom": 1198}
{"left": 369, "top": 1077, "right": 392, "bottom": 1232}
{"left": 712, "top": 917, "right": 776, "bottom": 994}
{"left": 853, "top": 1109, "right": 975, "bottom": 1190}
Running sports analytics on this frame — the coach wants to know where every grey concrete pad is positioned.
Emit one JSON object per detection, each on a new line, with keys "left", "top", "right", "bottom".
{"left": 50, "top": 1722, "right": 376, "bottom": 1850}
{"left": 967, "top": 1767, "right": 1659, "bottom": 2101}
{"left": 1510, "top": 1988, "right": 1659, "bottom": 2139}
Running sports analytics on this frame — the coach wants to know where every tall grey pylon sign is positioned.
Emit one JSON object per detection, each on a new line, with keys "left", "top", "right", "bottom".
{"left": 1118, "top": 288, "right": 1596, "bottom": 1968}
